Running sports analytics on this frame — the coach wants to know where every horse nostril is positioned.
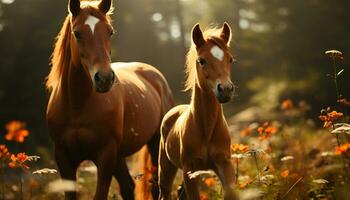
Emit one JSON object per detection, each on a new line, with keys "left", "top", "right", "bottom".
{"left": 217, "top": 84, "right": 224, "bottom": 93}
{"left": 94, "top": 73, "right": 102, "bottom": 83}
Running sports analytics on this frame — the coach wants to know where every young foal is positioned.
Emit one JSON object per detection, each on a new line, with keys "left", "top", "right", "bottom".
{"left": 158, "top": 23, "right": 238, "bottom": 200}
{"left": 46, "top": 0, "right": 174, "bottom": 199}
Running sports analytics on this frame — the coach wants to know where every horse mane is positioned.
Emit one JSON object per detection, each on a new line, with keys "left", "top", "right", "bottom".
{"left": 46, "top": 0, "right": 113, "bottom": 91}
{"left": 184, "top": 26, "right": 231, "bottom": 91}
{"left": 46, "top": 15, "right": 71, "bottom": 91}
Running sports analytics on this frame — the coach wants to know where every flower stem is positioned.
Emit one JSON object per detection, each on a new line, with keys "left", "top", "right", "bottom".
{"left": 333, "top": 130, "right": 349, "bottom": 179}
{"left": 1, "top": 161, "right": 4, "bottom": 200}
{"left": 332, "top": 57, "right": 340, "bottom": 100}
{"left": 253, "top": 153, "right": 261, "bottom": 183}
{"left": 20, "top": 169, "right": 23, "bottom": 200}
{"left": 235, "top": 159, "right": 239, "bottom": 184}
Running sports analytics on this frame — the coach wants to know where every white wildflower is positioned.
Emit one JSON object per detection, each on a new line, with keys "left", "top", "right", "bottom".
{"left": 231, "top": 153, "right": 245, "bottom": 159}
{"left": 48, "top": 179, "right": 77, "bottom": 193}
{"left": 27, "top": 156, "right": 40, "bottom": 162}
{"left": 280, "top": 156, "right": 294, "bottom": 161}
{"left": 321, "top": 151, "right": 336, "bottom": 157}
{"left": 33, "top": 168, "right": 57, "bottom": 175}
{"left": 312, "top": 179, "right": 328, "bottom": 184}
{"left": 332, "top": 123, "right": 350, "bottom": 134}
{"left": 187, "top": 170, "right": 215, "bottom": 179}
{"left": 239, "top": 188, "right": 264, "bottom": 200}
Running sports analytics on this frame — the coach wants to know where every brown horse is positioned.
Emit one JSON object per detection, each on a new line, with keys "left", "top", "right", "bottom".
{"left": 158, "top": 23, "right": 238, "bottom": 200}
{"left": 46, "top": 0, "right": 174, "bottom": 199}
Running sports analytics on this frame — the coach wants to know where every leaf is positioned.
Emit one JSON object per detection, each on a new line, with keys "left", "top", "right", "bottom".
{"left": 337, "top": 69, "right": 344, "bottom": 76}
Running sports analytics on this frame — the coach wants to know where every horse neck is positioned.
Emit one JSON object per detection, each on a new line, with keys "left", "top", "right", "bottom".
{"left": 190, "top": 84, "right": 223, "bottom": 139}
{"left": 60, "top": 47, "right": 93, "bottom": 110}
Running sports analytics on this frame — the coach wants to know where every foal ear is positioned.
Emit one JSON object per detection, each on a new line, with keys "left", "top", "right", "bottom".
{"left": 68, "top": 0, "right": 81, "bottom": 16}
{"left": 192, "top": 24, "right": 205, "bottom": 48}
{"left": 98, "top": 0, "right": 112, "bottom": 14}
{"left": 220, "top": 22, "right": 232, "bottom": 45}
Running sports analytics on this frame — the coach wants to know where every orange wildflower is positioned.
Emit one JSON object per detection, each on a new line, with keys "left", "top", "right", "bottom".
{"left": 231, "top": 143, "right": 249, "bottom": 153}
{"left": 335, "top": 143, "right": 350, "bottom": 155}
{"left": 338, "top": 98, "right": 350, "bottom": 106}
{"left": 257, "top": 122, "right": 278, "bottom": 140}
{"left": 319, "top": 109, "right": 343, "bottom": 128}
{"left": 281, "top": 99, "right": 294, "bottom": 110}
{"left": 280, "top": 170, "right": 289, "bottom": 178}
{"left": 200, "top": 192, "right": 209, "bottom": 200}
{"left": 0, "top": 144, "right": 11, "bottom": 159}
{"left": 203, "top": 177, "right": 216, "bottom": 187}
{"left": 5, "top": 120, "right": 29, "bottom": 143}
{"left": 8, "top": 152, "right": 29, "bottom": 169}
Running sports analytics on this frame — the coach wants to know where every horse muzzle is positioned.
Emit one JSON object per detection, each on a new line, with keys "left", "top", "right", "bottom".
{"left": 94, "top": 70, "right": 115, "bottom": 93}
{"left": 215, "top": 82, "right": 235, "bottom": 104}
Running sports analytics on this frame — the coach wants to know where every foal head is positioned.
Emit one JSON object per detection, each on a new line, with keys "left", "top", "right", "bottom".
{"left": 69, "top": 0, "right": 115, "bottom": 93}
{"left": 186, "top": 23, "right": 236, "bottom": 103}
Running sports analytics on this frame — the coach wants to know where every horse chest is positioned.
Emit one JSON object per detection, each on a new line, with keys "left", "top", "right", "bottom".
{"left": 182, "top": 140, "right": 212, "bottom": 168}
{"left": 63, "top": 126, "right": 97, "bottom": 147}
{"left": 49, "top": 107, "right": 119, "bottom": 150}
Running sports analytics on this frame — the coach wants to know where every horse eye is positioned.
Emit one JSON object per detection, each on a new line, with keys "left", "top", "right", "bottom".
{"left": 197, "top": 58, "right": 207, "bottom": 67}
{"left": 73, "top": 31, "right": 81, "bottom": 40}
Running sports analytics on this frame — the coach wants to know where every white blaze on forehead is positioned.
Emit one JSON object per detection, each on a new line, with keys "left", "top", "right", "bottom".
{"left": 85, "top": 15, "right": 100, "bottom": 35}
{"left": 210, "top": 45, "right": 224, "bottom": 61}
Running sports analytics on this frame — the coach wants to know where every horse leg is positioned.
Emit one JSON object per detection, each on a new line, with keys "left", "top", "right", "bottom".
{"left": 158, "top": 144, "right": 177, "bottom": 200}
{"left": 183, "top": 167, "right": 200, "bottom": 200}
{"left": 54, "top": 145, "right": 79, "bottom": 200}
{"left": 94, "top": 142, "right": 117, "bottom": 200}
{"left": 177, "top": 182, "right": 187, "bottom": 200}
{"left": 212, "top": 154, "right": 239, "bottom": 200}
{"left": 114, "top": 158, "right": 135, "bottom": 200}
{"left": 147, "top": 131, "right": 161, "bottom": 199}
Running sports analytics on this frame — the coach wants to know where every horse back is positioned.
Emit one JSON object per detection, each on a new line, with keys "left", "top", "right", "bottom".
{"left": 112, "top": 62, "right": 174, "bottom": 155}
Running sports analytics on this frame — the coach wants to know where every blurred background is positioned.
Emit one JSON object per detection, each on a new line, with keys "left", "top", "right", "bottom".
{"left": 0, "top": 0, "right": 349, "bottom": 154}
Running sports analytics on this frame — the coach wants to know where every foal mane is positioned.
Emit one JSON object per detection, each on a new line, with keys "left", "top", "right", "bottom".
{"left": 184, "top": 26, "right": 230, "bottom": 91}
{"left": 46, "top": 0, "right": 113, "bottom": 91}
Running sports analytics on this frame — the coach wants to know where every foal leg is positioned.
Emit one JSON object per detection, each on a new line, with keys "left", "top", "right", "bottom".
{"left": 158, "top": 144, "right": 177, "bottom": 200}
{"left": 147, "top": 131, "right": 161, "bottom": 199}
{"left": 114, "top": 158, "right": 135, "bottom": 200}
{"left": 94, "top": 142, "right": 117, "bottom": 200}
{"left": 183, "top": 167, "right": 200, "bottom": 200}
{"left": 213, "top": 154, "right": 239, "bottom": 200}
{"left": 54, "top": 145, "right": 79, "bottom": 200}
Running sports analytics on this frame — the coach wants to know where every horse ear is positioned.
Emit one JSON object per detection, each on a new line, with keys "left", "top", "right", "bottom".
{"left": 220, "top": 22, "right": 232, "bottom": 45}
{"left": 68, "top": 0, "right": 81, "bottom": 16}
{"left": 99, "top": 0, "right": 112, "bottom": 14}
{"left": 192, "top": 24, "right": 205, "bottom": 48}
